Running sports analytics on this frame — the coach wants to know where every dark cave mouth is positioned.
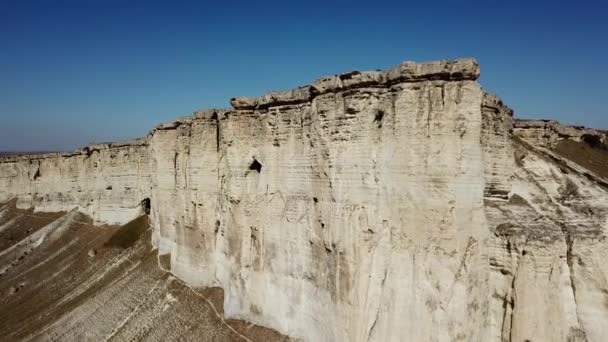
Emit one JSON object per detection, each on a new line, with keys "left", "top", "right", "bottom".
{"left": 248, "top": 158, "right": 262, "bottom": 173}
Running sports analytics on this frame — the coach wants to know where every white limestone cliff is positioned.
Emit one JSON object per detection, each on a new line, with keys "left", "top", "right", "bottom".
{"left": 0, "top": 139, "right": 151, "bottom": 225}
{"left": 1, "top": 58, "right": 607, "bottom": 342}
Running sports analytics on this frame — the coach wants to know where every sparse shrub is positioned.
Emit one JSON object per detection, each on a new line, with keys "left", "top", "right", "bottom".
{"left": 581, "top": 134, "right": 607, "bottom": 150}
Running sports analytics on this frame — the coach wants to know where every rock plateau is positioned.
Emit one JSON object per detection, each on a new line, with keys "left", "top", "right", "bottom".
{"left": 1, "top": 58, "right": 608, "bottom": 342}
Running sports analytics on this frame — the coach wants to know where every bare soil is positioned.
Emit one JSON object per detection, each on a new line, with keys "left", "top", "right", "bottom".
{"left": 0, "top": 201, "right": 293, "bottom": 341}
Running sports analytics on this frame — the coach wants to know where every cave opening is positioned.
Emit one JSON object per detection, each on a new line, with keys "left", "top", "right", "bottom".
{"left": 248, "top": 158, "right": 262, "bottom": 173}
{"left": 33, "top": 168, "right": 41, "bottom": 180}
{"left": 141, "top": 198, "right": 151, "bottom": 215}
{"left": 374, "top": 109, "right": 385, "bottom": 128}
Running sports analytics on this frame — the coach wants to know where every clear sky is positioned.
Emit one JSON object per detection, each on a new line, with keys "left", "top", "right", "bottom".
{"left": 1, "top": 0, "right": 606, "bottom": 151}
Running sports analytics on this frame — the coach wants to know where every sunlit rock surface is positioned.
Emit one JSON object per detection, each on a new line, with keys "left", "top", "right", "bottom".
{"left": 1, "top": 58, "right": 608, "bottom": 341}
{"left": 0, "top": 201, "right": 292, "bottom": 341}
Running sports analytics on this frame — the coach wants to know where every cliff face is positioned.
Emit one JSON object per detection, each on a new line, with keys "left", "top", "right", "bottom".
{"left": 488, "top": 122, "right": 608, "bottom": 342}
{"left": 145, "top": 59, "right": 489, "bottom": 342}
{"left": 0, "top": 201, "right": 293, "bottom": 341}
{"left": 0, "top": 140, "right": 151, "bottom": 224}
{"left": 514, "top": 119, "right": 607, "bottom": 148}
{"left": 1, "top": 58, "right": 607, "bottom": 342}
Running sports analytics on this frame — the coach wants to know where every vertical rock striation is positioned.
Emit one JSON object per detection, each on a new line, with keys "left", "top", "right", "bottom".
{"left": 485, "top": 119, "right": 608, "bottom": 342}
{"left": 142, "top": 59, "right": 488, "bottom": 341}
{"left": 1, "top": 58, "right": 608, "bottom": 341}
{"left": 0, "top": 139, "right": 151, "bottom": 224}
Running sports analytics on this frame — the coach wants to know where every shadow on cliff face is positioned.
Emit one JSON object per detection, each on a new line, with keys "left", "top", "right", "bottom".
{"left": 104, "top": 215, "right": 148, "bottom": 249}
{"left": 0, "top": 201, "right": 293, "bottom": 342}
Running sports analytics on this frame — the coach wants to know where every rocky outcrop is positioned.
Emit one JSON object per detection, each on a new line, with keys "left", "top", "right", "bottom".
{"left": 482, "top": 93, "right": 514, "bottom": 199}
{"left": 148, "top": 58, "right": 489, "bottom": 341}
{"left": 487, "top": 119, "right": 608, "bottom": 342}
{"left": 230, "top": 59, "right": 480, "bottom": 110}
{"left": 514, "top": 119, "right": 607, "bottom": 148}
{"left": 1, "top": 58, "right": 608, "bottom": 342}
{"left": 0, "top": 139, "right": 151, "bottom": 224}
{"left": 484, "top": 137, "right": 608, "bottom": 342}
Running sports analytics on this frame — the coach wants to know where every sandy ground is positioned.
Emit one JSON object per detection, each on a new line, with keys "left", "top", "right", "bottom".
{"left": 0, "top": 200, "right": 292, "bottom": 342}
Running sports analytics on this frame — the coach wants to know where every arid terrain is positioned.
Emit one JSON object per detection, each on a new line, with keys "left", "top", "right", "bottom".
{"left": 0, "top": 200, "right": 291, "bottom": 341}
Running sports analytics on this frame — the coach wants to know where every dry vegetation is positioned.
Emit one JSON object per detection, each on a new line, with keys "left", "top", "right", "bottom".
{"left": 0, "top": 201, "right": 292, "bottom": 341}
{"left": 553, "top": 136, "right": 608, "bottom": 179}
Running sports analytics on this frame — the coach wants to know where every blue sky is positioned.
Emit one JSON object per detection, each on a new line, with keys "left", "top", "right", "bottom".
{"left": 1, "top": 0, "right": 606, "bottom": 151}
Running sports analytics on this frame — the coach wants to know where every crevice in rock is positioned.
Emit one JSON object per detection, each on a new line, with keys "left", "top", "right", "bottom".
{"left": 485, "top": 188, "right": 510, "bottom": 200}
{"left": 374, "top": 109, "right": 385, "bottom": 128}
{"left": 426, "top": 89, "right": 432, "bottom": 138}
{"left": 450, "top": 238, "right": 476, "bottom": 292}
{"left": 500, "top": 239, "right": 524, "bottom": 342}
{"left": 367, "top": 265, "right": 388, "bottom": 341}
{"left": 173, "top": 151, "right": 179, "bottom": 186}
{"left": 213, "top": 112, "right": 220, "bottom": 152}
{"left": 184, "top": 130, "right": 193, "bottom": 192}
{"left": 141, "top": 198, "right": 151, "bottom": 215}
{"left": 560, "top": 222, "right": 589, "bottom": 342}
